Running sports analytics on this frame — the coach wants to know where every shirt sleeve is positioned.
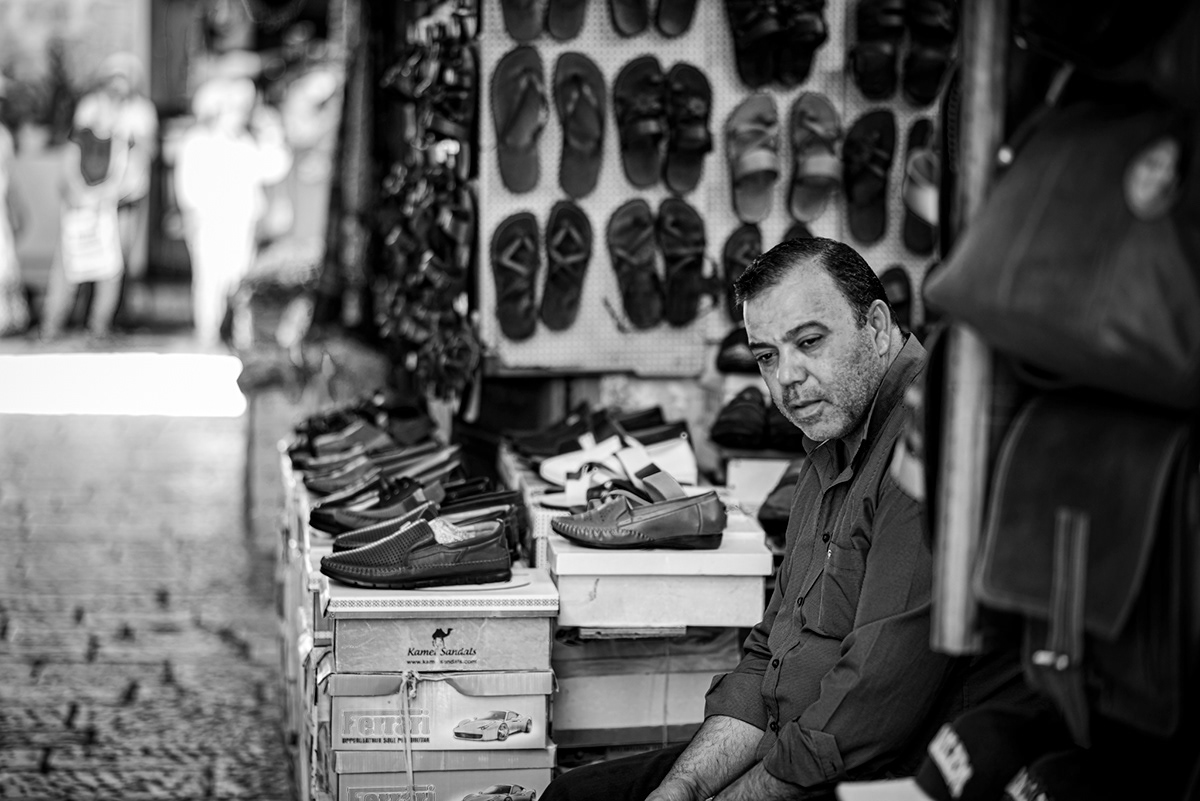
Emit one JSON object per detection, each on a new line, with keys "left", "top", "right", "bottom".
{"left": 759, "top": 471, "right": 958, "bottom": 788}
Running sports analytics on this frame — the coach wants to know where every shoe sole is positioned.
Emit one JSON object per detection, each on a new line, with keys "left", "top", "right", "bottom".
{"left": 323, "top": 567, "right": 513, "bottom": 591}
{"left": 553, "top": 528, "right": 722, "bottom": 550}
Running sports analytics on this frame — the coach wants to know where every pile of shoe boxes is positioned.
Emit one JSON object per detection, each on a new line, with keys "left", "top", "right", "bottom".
{"left": 280, "top": 449, "right": 562, "bottom": 801}
{"left": 496, "top": 443, "right": 774, "bottom": 749}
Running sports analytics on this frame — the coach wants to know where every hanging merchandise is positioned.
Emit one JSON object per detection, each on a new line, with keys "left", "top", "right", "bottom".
{"left": 492, "top": 45, "right": 549, "bottom": 193}
{"left": 725, "top": 93, "right": 779, "bottom": 224}
{"left": 553, "top": 52, "right": 606, "bottom": 198}
{"left": 925, "top": 99, "right": 1200, "bottom": 410}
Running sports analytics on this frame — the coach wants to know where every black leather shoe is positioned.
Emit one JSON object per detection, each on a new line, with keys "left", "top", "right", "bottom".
{"left": 311, "top": 480, "right": 428, "bottom": 536}
{"left": 710, "top": 387, "right": 768, "bottom": 449}
{"left": 550, "top": 491, "right": 726, "bottom": 549}
{"left": 320, "top": 520, "right": 513, "bottom": 589}
{"left": 331, "top": 501, "right": 440, "bottom": 552}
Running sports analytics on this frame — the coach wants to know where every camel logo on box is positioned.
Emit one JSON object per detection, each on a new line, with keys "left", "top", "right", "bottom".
{"left": 341, "top": 709, "right": 431, "bottom": 743}
{"left": 405, "top": 626, "right": 478, "bottom": 664}
{"left": 351, "top": 785, "right": 436, "bottom": 801}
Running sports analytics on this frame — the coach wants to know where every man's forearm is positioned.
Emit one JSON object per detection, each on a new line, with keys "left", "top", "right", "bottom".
{"left": 655, "top": 715, "right": 763, "bottom": 801}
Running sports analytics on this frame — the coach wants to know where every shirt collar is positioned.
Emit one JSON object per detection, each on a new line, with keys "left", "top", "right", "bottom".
{"left": 803, "top": 334, "right": 927, "bottom": 468}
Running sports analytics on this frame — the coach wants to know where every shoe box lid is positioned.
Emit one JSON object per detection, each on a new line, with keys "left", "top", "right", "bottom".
{"left": 545, "top": 531, "right": 773, "bottom": 577}
{"left": 321, "top": 567, "right": 560, "bottom": 619}
{"left": 333, "top": 743, "right": 557, "bottom": 774}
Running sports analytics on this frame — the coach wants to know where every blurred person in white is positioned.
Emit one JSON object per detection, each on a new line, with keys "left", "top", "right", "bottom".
{"left": 39, "top": 88, "right": 129, "bottom": 341}
{"left": 175, "top": 76, "right": 291, "bottom": 344}
{"left": 0, "top": 75, "right": 31, "bottom": 336}
{"left": 76, "top": 54, "right": 159, "bottom": 295}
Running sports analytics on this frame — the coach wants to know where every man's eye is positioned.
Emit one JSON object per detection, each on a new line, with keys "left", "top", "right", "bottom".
{"left": 798, "top": 337, "right": 821, "bottom": 350}
{"left": 754, "top": 352, "right": 775, "bottom": 365}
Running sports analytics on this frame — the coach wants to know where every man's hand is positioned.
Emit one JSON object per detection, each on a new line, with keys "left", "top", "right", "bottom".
{"left": 712, "top": 761, "right": 801, "bottom": 801}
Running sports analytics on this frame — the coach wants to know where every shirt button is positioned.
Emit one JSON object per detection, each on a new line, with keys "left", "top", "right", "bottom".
{"left": 822, "top": 532, "right": 830, "bottom": 543}
{"left": 770, "top": 720, "right": 780, "bottom": 733}
{"left": 771, "top": 658, "right": 780, "bottom": 668}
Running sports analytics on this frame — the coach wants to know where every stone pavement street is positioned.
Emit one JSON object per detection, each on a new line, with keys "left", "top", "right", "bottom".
{"left": 0, "top": 347, "right": 294, "bottom": 798}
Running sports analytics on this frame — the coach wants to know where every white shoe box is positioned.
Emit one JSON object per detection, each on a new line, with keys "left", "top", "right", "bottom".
{"left": 320, "top": 568, "right": 558, "bottom": 674}
{"left": 321, "top": 671, "right": 554, "bottom": 752}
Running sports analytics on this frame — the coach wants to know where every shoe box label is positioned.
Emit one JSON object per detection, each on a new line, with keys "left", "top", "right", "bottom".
{"left": 333, "top": 616, "right": 552, "bottom": 673}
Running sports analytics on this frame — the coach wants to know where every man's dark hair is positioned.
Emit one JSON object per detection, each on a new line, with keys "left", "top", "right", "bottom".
{"left": 733, "top": 237, "right": 895, "bottom": 327}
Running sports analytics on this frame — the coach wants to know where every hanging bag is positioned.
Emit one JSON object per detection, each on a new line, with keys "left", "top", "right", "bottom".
{"left": 924, "top": 100, "right": 1200, "bottom": 409}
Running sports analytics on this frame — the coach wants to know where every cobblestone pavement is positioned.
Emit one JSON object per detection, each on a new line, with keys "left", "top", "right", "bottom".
{"left": 0, "top": 404, "right": 293, "bottom": 798}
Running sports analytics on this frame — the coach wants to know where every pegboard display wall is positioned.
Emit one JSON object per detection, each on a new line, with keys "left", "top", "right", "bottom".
{"left": 477, "top": 0, "right": 941, "bottom": 376}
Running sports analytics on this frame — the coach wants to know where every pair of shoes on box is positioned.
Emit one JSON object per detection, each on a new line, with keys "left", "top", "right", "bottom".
{"left": 304, "top": 443, "right": 464, "bottom": 498}
{"left": 508, "top": 403, "right": 665, "bottom": 460}
{"left": 537, "top": 418, "right": 698, "bottom": 489}
{"left": 710, "top": 386, "right": 807, "bottom": 452}
{"left": 310, "top": 475, "right": 492, "bottom": 537}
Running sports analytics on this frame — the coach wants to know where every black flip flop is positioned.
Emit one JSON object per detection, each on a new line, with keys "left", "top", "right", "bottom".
{"left": 541, "top": 200, "right": 593, "bottom": 331}
{"left": 663, "top": 62, "right": 713, "bottom": 196}
{"left": 609, "top": 0, "right": 650, "bottom": 36}
{"left": 656, "top": 197, "right": 707, "bottom": 327}
{"left": 501, "top": 0, "right": 542, "bottom": 43}
{"left": 843, "top": 108, "right": 896, "bottom": 244}
{"left": 491, "top": 212, "right": 542, "bottom": 341}
{"left": 491, "top": 46, "right": 548, "bottom": 194}
{"left": 554, "top": 52, "right": 606, "bottom": 198}
{"left": 613, "top": 55, "right": 667, "bottom": 188}
{"left": 547, "top": 0, "right": 589, "bottom": 40}
{"left": 722, "top": 223, "right": 761, "bottom": 324}
{"left": 607, "top": 199, "right": 663, "bottom": 329}
{"left": 849, "top": 0, "right": 905, "bottom": 100}
{"left": 903, "top": 0, "right": 957, "bottom": 107}
{"left": 656, "top": 0, "right": 698, "bottom": 37}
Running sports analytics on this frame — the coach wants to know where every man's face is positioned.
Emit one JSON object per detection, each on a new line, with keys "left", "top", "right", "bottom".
{"left": 744, "top": 262, "right": 887, "bottom": 442}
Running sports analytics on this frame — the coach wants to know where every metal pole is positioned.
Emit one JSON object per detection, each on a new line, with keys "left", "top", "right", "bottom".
{"left": 932, "top": 0, "right": 1009, "bottom": 654}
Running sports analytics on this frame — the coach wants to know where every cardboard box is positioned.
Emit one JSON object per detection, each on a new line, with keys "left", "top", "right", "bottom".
{"left": 323, "top": 568, "right": 558, "bottom": 674}
{"left": 546, "top": 532, "right": 772, "bottom": 628}
{"left": 327, "top": 746, "right": 556, "bottom": 801}
{"left": 551, "top": 671, "right": 719, "bottom": 745}
{"left": 324, "top": 672, "right": 554, "bottom": 751}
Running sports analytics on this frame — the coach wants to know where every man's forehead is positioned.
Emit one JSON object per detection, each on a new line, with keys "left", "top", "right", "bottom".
{"left": 745, "top": 263, "right": 848, "bottom": 326}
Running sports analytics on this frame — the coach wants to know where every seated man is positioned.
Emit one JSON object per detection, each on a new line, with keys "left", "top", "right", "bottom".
{"left": 542, "top": 238, "right": 1035, "bottom": 801}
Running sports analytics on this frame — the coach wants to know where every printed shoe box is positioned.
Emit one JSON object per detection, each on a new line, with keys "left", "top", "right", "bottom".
{"left": 322, "top": 671, "right": 553, "bottom": 751}
{"left": 322, "top": 568, "right": 558, "bottom": 674}
{"left": 326, "top": 745, "right": 556, "bottom": 801}
{"left": 545, "top": 531, "right": 772, "bottom": 628}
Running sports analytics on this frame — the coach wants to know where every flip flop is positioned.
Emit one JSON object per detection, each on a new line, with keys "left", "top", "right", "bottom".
{"left": 849, "top": 0, "right": 905, "bottom": 100}
{"left": 725, "top": 93, "right": 779, "bottom": 224}
{"left": 722, "top": 223, "right": 761, "bottom": 324}
{"left": 843, "top": 108, "right": 896, "bottom": 244}
{"left": 491, "top": 45, "right": 548, "bottom": 194}
{"left": 613, "top": 55, "right": 667, "bottom": 188}
{"left": 903, "top": 0, "right": 957, "bottom": 107}
{"left": 541, "top": 200, "right": 593, "bottom": 331}
{"left": 501, "top": 0, "right": 542, "bottom": 42}
{"left": 776, "top": 0, "right": 829, "bottom": 87}
{"left": 609, "top": 0, "right": 650, "bottom": 36}
{"left": 491, "top": 212, "right": 542, "bottom": 341}
{"left": 656, "top": 0, "right": 698, "bottom": 37}
{"left": 554, "top": 52, "right": 606, "bottom": 199}
{"left": 879, "top": 264, "right": 912, "bottom": 333}
{"left": 606, "top": 199, "right": 662, "bottom": 329}
{"left": 656, "top": 197, "right": 707, "bottom": 327}
{"left": 902, "top": 118, "right": 938, "bottom": 256}
{"left": 663, "top": 62, "right": 713, "bottom": 196}
{"left": 788, "top": 92, "right": 843, "bottom": 223}
{"left": 724, "top": 0, "right": 781, "bottom": 89}
{"left": 547, "top": 0, "right": 589, "bottom": 40}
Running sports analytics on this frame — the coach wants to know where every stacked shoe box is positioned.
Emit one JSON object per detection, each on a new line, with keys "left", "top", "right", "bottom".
{"left": 311, "top": 568, "right": 561, "bottom": 801}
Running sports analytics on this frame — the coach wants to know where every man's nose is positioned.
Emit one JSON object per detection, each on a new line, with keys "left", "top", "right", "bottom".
{"left": 776, "top": 348, "right": 808, "bottom": 386}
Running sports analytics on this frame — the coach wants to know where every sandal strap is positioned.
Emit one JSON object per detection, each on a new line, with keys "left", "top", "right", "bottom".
{"left": 797, "top": 151, "right": 842, "bottom": 181}
{"left": 499, "top": 71, "right": 548, "bottom": 151}
{"left": 903, "top": 150, "right": 940, "bottom": 224}
{"left": 562, "top": 77, "right": 604, "bottom": 154}
{"left": 732, "top": 148, "right": 780, "bottom": 183}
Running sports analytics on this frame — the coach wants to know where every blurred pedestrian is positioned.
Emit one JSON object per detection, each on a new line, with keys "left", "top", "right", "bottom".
{"left": 0, "top": 76, "right": 31, "bottom": 336}
{"left": 175, "top": 76, "right": 291, "bottom": 344}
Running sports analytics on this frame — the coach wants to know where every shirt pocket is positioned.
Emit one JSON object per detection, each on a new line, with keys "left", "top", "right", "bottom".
{"left": 812, "top": 541, "right": 869, "bottom": 638}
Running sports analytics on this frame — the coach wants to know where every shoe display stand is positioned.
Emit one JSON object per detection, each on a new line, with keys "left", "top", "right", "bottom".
{"left": 494, "top": 441, "right": 775, "bottom": 750}
{"left": 478, "top": 0, "right": 939, "bottom": 376}
{"left": 278, "top": 450, "right": 562, "bottom": 801}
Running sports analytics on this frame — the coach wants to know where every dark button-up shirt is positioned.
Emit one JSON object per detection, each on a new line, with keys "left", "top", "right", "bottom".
{"left": 705, "top": 335, "right": 1020, "bottom": 789}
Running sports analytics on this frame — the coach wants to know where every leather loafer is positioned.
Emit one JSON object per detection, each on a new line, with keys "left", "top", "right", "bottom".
{"left": 550, "top": 490, "right": 726, "bottom": 549}
{"left": 331, "top": 502, "right": 440, "bottom": 552}
{"left": 320, "top": 519, "right": 512, "bottom": 589}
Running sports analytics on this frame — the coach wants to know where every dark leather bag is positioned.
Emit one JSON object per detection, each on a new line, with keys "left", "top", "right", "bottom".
{"left": 974, "top": 392, "right": 1199, "bottom": 745}
{"left": 925, "top": 100, "right": 1200, "bottom": 409}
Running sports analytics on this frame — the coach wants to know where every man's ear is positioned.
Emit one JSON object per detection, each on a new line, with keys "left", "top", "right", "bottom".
{"left": 867, "top": 299, "right": 892, "bottom": 355}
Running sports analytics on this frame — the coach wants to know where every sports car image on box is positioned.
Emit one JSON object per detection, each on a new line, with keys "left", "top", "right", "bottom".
{"left": 462, "top": 784, "right": 536, "bottom": 801}
{"left": 452, "top": 710, "right": 533, "bottom": 741}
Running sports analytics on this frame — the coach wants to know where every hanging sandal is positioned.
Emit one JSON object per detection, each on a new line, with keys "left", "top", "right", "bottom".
{"left": 723, "top": 0, "right": 782, "bottom": 89}
{"left": 843, "top": 108, "right": 897, "bottom": 244}
{"left": 613, "top": 55, "right": 667, "bottom": 188}
{"left": 541, "top": 200, "right": 593, "bottom": 331}
{"left": 902, "top": 0, "right": 957, "bottom": 107}
{"left": 656, "top": 197, "right": 708, "bottom": 327}
{"left": 902, "top": 117, "right": 938, "bottom": 255}
{"left": 547, "top": 0, "right": 589, "bottom": 40}
{"left": 491, "top": 212, "right": 542, "bottom": 341}
{"left": 722, "top": 223, "right": 761, "bottom": 324}
{"left": 849, "top": 0, "right": 906, "bottom": 100}
{"left": 554, "top": 52, "right": 606, "bottom": 199}
{"left": 500, "top": 0, "right": 542, "bottom": 42}
{"left": 663, "top": 62, "right": 713, "bottom": 196}
{"left": 788, "top": 92, "right": 843, "bottom": 223}
{"left": 491, "top": 45, "right": 548, "bottom": 193}
{"left": 776, "top": 0, "right": 829, "bottom": 87}
{"left": 606, "top": 199, "right": 663, "bottom": 329}
{"left": 725, "top": 93, "right": 780, "bottom": 224}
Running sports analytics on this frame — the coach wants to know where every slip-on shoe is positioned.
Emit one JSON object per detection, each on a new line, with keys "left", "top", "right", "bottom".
{"left": 320, "top": 519, "right": 512, "bottom": 589}
{"left": 550, "top": 490, "right": 726, "bottom": 549}
{"left": 331, "top": 502, "right": 440, "bottom": 552}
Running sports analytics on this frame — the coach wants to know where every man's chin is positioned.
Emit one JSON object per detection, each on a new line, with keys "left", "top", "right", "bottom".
{"left": 788, "top": 410, "right": 849, "bottom": 442}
